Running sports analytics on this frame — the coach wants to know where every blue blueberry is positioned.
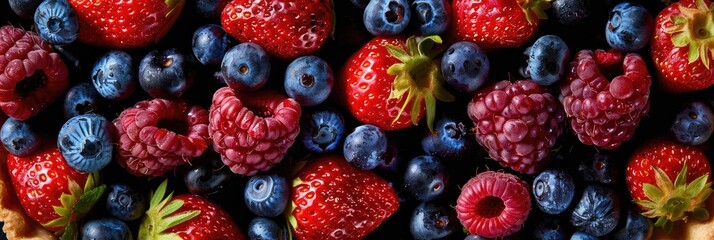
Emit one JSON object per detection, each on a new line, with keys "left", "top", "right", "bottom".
{"left": 464, "top": 235, "right": 488, "bottom": 240}
{"left": 377, "top": 141, "right": 402, "bottom": 173}
{"left": 192, "top": 24, "right": 234, "bottom": 65}
{"left": 441, "top": 41, "right": 489, "bottom": 94}
{"left": 64, "top": 82, "right": 101, "bottom": 119}
{"left": 606, "top": 2, "right": 653, "bottom": 52}
{"left": 195, "top": 0, "right": 227, "bottom": 19}
{"left": 410, "top": 202, "right": 457, "bottom": 240}
{"left": 244, "top": 174, "right": 289, "bottom": 217}
{"left": 579, "top": 152, "right": 617, "bottom": 185}
{"left": 106, "top": 184, "right": 146, "bottom": 221}
{"left": 81, "top": 218, "right": 133, "bottom": 240}
{"left": 343, "top": 124, "right": 388, "bottom": 170}
{"left": 614, "top": 208, "right": 653, "bottom": 240}
{"left": 523, "top": 35, "right": 570, "bottom": 86}
{"left": 571, "top": 232, "right": 598, "bottom": 240}
{"left": 671, "top": 101, "right": 714, "bottom": 145}
{"left": 92, "top": 50, "right": 136, "bottom": 101}
{"left": 218, "top": 43, "right": 270, "bottom": 91}
{"left": 248, "top": 217, "right": 285, "bottom": 240}
{"left": 412, "top": 0, "right": 450, "bottom": 36}
{"left": 33, "top": 0, "right": 78, "bottom": 45}
{"left": 138, "top": 48, "right": 193, "bottom": 99}
{"left": 403, "top": 155, "right": 448, "bottom": 202}
{"left": 284, "top": 55, "right": 334, "bottom": 106}
{"left": 57, "top": 114, "right": 114, "bottom": 172}
{"left": 183, "top": 158, "right": 232, "bottom": 195}
{"left": 552, "top": 0, "right": 590, "bottom": 25}
{"left": 363, "top": 0, "right": 411, "bottom": 36}
{"left": 0, "top": 118, "right": 40, "bottom": 157}
{"left": 421, "top": 117, "right": 470, "bottom": 159}
{"left": 10, "top": 0, "right": 43, "bottom": 19}
{"left": 533, "top": 217, "right": 569, "bottom": 240}
{"left": 570, "top": 185, "right": 620, "bottom": 237}
{"left": 300, "top": 108, "right": 345, "bottom": 153}
{"left": 533, "top": 169, "right": 575, "bottom": 215}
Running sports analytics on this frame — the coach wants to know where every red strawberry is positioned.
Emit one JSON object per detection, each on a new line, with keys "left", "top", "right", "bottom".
{"left": 288, "top": 155, "right": 400, "bottom": 240}
{"left": 338, "top": 35, "right": 454, "bottom": 132}
{"left": 451, "top": 0, "right": 551, "bottom": 49}
{"left": 139, "top": 180, "right": 246, "bottom": 239}
{"left": 7, "top": 145, "right": 105, "bottom": 239}
{"left": 221, "top": 0, "right": 334, "bottom": 59}
{"left": 68, "top": 0, "right": 185, "bottom": 49}
{"left": 651, "top": 0, "right": 714, "bottom": 93}
{"left": 626, "top": 139, "right": 713, "bottom": 232}
{"left": 456, "top": 171, "right": 531, "bottom": 238}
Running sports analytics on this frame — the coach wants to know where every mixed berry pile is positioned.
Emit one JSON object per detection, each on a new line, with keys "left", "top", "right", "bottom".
{"left": 2, "top": 0, "right": 714, "bottom": 239}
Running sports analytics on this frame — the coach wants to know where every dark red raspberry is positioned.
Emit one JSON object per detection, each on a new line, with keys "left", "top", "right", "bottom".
{"left": 559, "top": 49, "right": 650, "bottom": 150}
{"left": 209, "top": 87, "right": 301, "bottom": 176}
{"left": 0, "top": 25, "right": 68, "bottom": 120}
{"left": 113, "top": 99, "right": 210, "bottom": 176}
{"left": 467, "top": 80, "right": 564, "bottom": 174}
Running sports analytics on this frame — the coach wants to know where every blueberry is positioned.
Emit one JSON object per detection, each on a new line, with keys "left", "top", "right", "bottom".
{"left": 403, "top": 155, "right": 448, "bottom": 202}
{"left": 464, "top": 235, "right": 489, "bottom": 240}
{"left": 606, "top": 2, "right": 653, "bottom": 52}
{"left": 284, "top": 56, "right": 334, "bottom": 106}
{"left": 33, "top": 0, "right": 78, "bottom": 45}
{"left": 106, "top": 184, "right": 146, "bottom": 221}
{"left": 183, "top": 158, "right": 232, "bottom": 195}
{"left": 579, "top": 152, "right": 617, "bottom": 185}
{"left": 523, "top": 35, "right": 570, "bottom": 86}
{"left": 343, "top": 124, "right": 388, "bottom": 170}
{"left": 533, "top": 169, "right": 575, "bottom": 215}
{"left": 377, "top": 141, "right": 402, "bottom": 173}
{"left": 552, "top": 0, "right": 590, "bottom": 25}
{"left": 441, "top": 41, "right": 489, "bottom": 94}
{"left": 81, "top": 218, "right": 133, "bottom": 240}
{"left": 244, "top": 174, "right": 289, "bottom": 217}
{"left": 671, "top": 101, "right": 714, "bottom": 145}
{"left": 9, "top": 0, "right": 43, "bottom": 19}
{"left": 248, "top": 217, "right": 286, "bottom": 240}
{"left": 138, "top": 48, "right": 193, "bottom": 99}
{"left": 570, "top": 185, "right": 620, "bottom": 237}
{"left": 300, "top": 108, "right": 345, "bottom": 153}
{"left": 192, "top": 24, "right": 234, "bottom": 65}
{"left": 218, "top": 43, "right": 270, "bottom": 91}
{"left": 92, "top": 50, "right": 136, "bottom": 101}
{"left": 1, "top": 118, "right": 40, "bottom": 157}
{"left": 410, "top": 202, "right": 457, "bottom": 240}
{"left": 421, "top": 117, "right": 471, "bottom": 159}
{"left": 412, "top": 0, "right": 451, "bottom": 36}
{"left": 614, "top": 207, "right": 653, "bottom": 240}
{"left": 64, "top": 82, "right": 102, "bottom": 119}
{"left": 195, "top": 0, "right": 228, "bottom": 19}
{"left": 532, "top": 217, "right": 569, "bottom": 240}
{"left": 57, "top": 114, "right": 114, "bottom": 172}
{"left": 363, "top": 0, "right": 411, "bottom": 36}
{"left": 571, "top": 231, "right": 598, "bottom": 240}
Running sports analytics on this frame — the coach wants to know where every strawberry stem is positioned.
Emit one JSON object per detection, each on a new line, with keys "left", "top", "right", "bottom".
{"left": 520, "top": 0, "right": 552, "bottom": 24}
{"left": 667, "top": 0, "right": 714, "bottom": 68}
{"left": 139, "top": 180, "right": 200, "bottom": 240}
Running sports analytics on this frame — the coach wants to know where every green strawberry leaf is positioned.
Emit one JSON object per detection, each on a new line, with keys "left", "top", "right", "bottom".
{"left": 643, "top": 183, "right": 664, "bottom": 202}
{"left": 159, "top": 198, "right": 184, "bottom": 218}
{"left": 673, "top": 163, "right": 688, "bottom": 189}
{"left": 693, "top": 207, "right": 710, "bottom": 221}
{"left": 73, "top": 184, "right": 106, "bottom": 215}
{"left": 685, "top": 174, "right": 710, "bottom": 197}
{"left": 158, "top": 209, "right": 201, "bottom": 233}
{"left": 59, "top": 222, "right": 77, "bottom": 240}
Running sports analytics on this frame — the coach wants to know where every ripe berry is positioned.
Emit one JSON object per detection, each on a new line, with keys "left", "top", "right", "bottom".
{"left": 670, "top": 101, "right": 714, "bottom": 145}
{"left": 195, "top": 0, "right": 229, "bottom": 19}
{"left": 0, "top": 118, "right": 40, "bottom": 157}
{"left": 572, "top": 231, "right": 599, "bottom": 240}
{"left": 343, "top": 124, "right": 388, "bottom": 170}
{"left": 441, "top": 41, "right": 489, "bottom": 94}
{"left": 284, "top": 55, "right": 334, "bottom": 106}
{"left": 523, "top": 35, "right": 570, "bottom": 86}
{"left": 9, "top": 0, "right": 43, "bottom": 19}
{"left": 606, "top": 2, "right": 654, "bottom": 52}
{"left": 532, "top": 169, "right": 575, "bottom": 215}
{"left": 183, "top": 158, "right": 232, "bottom": 195}
{"left": 33, "top": 0, "right": 79, "bottom": 45}
{"left": 300, "top": 108, "right": 345, "bottom": 153}
{"left": 192, "top": 24, "right": 234, "bottom": 65}
{"left": 614, "top": 208, "right": 654, "bottom": 240}
{"left": 412, "top": 0, "right": 451, "bottom": 36}
{"left": 91, "top": 50, "right": 136, "bottom": 101}
{"left": 106, "top": 184, "right": 146, "bottom": 221}
{"left": 363, "top": 0, "right": 411, "bottom": 36}
{"left": 244, "top": 173, "right": 290, "bottom": 217}
{"left": 409, "top": 202, "right": 457, "bottom": 240}
{"left": 570, "top": 185, "right": 620, "bottom": 237}
{"left": 532, "top": 217, "right": 569, "bottom": 240}
{"left": 248, "top": 217, "right": 285, "bottom": 240}
{"left": 421, "top": 117, "right": 471, "bottom": 159}
{"left": 403, "top": 155, "right": 449, "bottom": 202}
{"left": 551, "top": 0, "right": 591, "bottom": 25}
{"left": 81, "top": 218, "right": 132, "bottom": 240}
{"left": 579, "top": 152, "right": 618, "bottom": 185}
{"left": 57, "top": 114, "right": 114, "bottom": 172}
{"left": 138, "top": 48, "right": 194, "bottom": 99}
{"left": 218, "top": 43, "right": 270, "bottom": 91}
{"left": 64, "top": 82, "right": 101, "bottom": 118}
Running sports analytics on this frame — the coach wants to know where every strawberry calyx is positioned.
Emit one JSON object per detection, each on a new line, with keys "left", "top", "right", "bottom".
{"left": 635, "top": 162, "right": 713, "bottom": 233}
{"left": 43, "top": 172, "right": 106, "bottom": 240}
{"left": 520, "top": 0, "right": 552, "bottom": 24}
{"left": 385, "top": 35, "right": 455, "bottom": 132}
{"left": 666, "top": 0, "right": 714, "bottom": 68}
{"left": 139, "top": 179, "right": 201, "bottom": 240}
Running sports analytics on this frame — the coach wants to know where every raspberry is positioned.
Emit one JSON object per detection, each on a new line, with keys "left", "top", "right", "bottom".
{"left": 209, "top": 87, "right": 301, "bottom": 176}
{"left": 467, "top": 80, "right": 564, "bottom": 174}
{"left": 456, "top": 171, "right": 531, "bottom": 238}
{"left": 0, "top": 25, "right": 69, "bottom": 120}
{"left": 113, "top": 99, "right": 210, "bottom": 176}
{"left": 559, "top": 49, "right": 651, "bottom": 150}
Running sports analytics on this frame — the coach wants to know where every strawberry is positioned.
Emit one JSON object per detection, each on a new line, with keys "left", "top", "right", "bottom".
{"left": 139, "top": 180, "right": 246, "bottom": 239}
{"left": 221, "top": 0, "right": 334, "bottom": 59}
{"left": 338, "top": 35, "right": 454, "bottom": 132}
{"left": 288, "top": 155, "right": 400, "bottom": 239}
{"left": 651, "top": 0, "right": 714, "bottom": 93}
{"left": 451, "top": 0, "right": 551, "bottom": 50}
{"left": 6, "top": 145, "right": 105, "bottom": 239}
{"left": 68, "top": 0, "right": 186, "bottom": 49}
{"left": 626, "top": 139, "right": 713, "bottom": 233}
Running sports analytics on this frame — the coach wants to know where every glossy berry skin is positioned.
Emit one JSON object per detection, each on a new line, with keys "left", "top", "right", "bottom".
{"left": 300, "top": 108, "right": 345, "bottom": 153}
{"left": 0, "top": 118, "right": 40, "bottom": 157}
{"left": 551, "top": 0, "right": 590, "bottom": 25}
{"left": 441, "top": 41, "right": 489, "bottom": 94}
{"left": 9, "top": 0, "right": 43, "bottom": 19}
{"left": 81, "top": 218, "right": 133, "bottom": 240}
{"left": 57, "top": 114, "right": 114, "bottom": 172}
{"left": 571, "top": 231, "right": 598, "bottom": 240}
{"left": 195, "top": 0, "right": 229, "bottom": 19}
{"left": 343, "top": 124, "right": 388, "bottom": 170}
{"left": 106, "top": 184, "right": 146, "bottom": 221}
{"left": 183, "top": 158, "right": 232, "bottom": 195}
{"left": 244, "top": 174, "right": 290, "bottom": 217}
{"left": 403, "top": 155, "right": 449, "bottom": 202}
{"left": 413, "top": 0, "right": 451, "bottom": 36}
{"left": 33, "top": 0, "right": 79, "bottom": 46}
{"left": 284, "top": 56, "right": 334, "bottom": 106}
{"left": 219, "top": 43, "right": 270, "bottom": 91}
{"left": 409, "top": 202, "right": 457, "bottom": 240}
{"left": 64, "top": 82, "right": 101, "bottom": 119}
{"left": 248, "top": 217, "right": 284, "bottom": 240}
{"left": 363, "top": 0, "right": 411, "bottom": 36}
{"left": 532, "top": 217, "right": 569, "bottom": 240}
{"left": 570, "top": 185, "right": 620, "bottom": 237}
{"left": 524, "top": 35, "right": 570, "bottom": 86}
{"left": 421, "top": 117, "right": 471, "bottom": 159}
{"left": 532, "top": 169, "right": 575, "bottom": 215}
{"left": 606, "top": 2, "right": 654, "bottom": 52}
{"left": 614, "top": 208, "right": 653, "bottom": 240}
{"left": 138, "top": 49, "right": 193, "bottom": 99}
{"left": 192, "top": 24, "right": 234, "bottom": 65}
{"left": 579, "top": 152, "right": 617, "bottom": 185}
{"left": 671, "top": 101, "right": 714, "bottom": 145}
{"left": 91, "top": 50, "right": 136, "bottom": 101}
